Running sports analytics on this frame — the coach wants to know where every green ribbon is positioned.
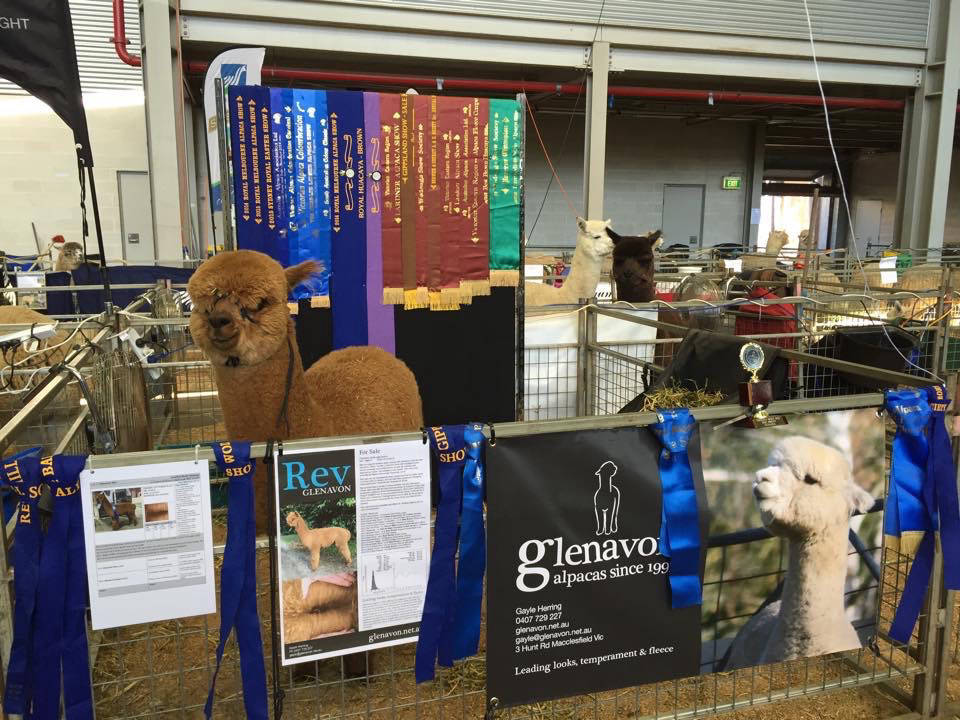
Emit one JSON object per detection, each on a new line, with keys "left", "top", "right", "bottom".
{"left": 489, "top": 99, "right": 521, "bottom": 272}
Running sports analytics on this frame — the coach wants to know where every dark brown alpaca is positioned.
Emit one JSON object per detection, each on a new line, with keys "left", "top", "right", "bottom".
{"left": 608, "top": 229, "right": 662, "bottom": 303}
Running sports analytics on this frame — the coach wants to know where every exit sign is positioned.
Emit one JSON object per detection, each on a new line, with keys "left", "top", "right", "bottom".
{"left": 722, "top": 176, "right": 742, "bottom": 190}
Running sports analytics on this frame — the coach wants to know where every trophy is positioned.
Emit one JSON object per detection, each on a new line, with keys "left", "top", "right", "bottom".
{"left": 734, "top": 342, "right": 787, "bottom": 428}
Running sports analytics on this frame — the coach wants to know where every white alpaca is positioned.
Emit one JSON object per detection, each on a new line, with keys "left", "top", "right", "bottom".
{"left": 742, "top": 230, "right": 789, "bottom": 271}
{"left": 525, "top": 218, "right": 614, "bottom": 306}
{"left": 724, "top": 437, "right": 875, "bottom": 670}
{"left": 593, "top": 461, "right": 620, "bottom": 536}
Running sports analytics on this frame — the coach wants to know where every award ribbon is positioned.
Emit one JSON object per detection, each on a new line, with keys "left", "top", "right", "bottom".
{"left": 33, "top": 455, "right": 93, "bottom": 720}
{"left": 651, "top": 409, "right": 703, "bottom": 609}
{"left": 1, "top": 454, "right": 43, "bottom": 714}
{"left": 416, "top": 424, "right": 488, "bottom": 682}
{"left": 887, "top": 387, "right": 960, "bottom": 643}
{"left": 205, "top": 442, "right": 268, "bottom": 720}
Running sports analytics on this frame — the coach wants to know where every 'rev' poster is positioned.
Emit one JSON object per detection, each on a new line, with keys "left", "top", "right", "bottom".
{"left": 485, "top": 409, "right": 884, "bottom": 708}
{"left": 273, "top": 440, "right": 431, "bottom": 664}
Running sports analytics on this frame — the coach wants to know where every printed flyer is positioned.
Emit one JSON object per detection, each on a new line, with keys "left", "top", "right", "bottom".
{"left": 274, "top": 439, "right": 431, "bottom": 664}
{"left": 80, "top": 460, "right": 216, "bottom": 630}
{"left": 486, "top": 409, "right": 883, "bottom": 707}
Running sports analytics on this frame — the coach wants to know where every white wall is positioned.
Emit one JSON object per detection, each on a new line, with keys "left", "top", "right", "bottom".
{"left": 0, "top": 91, "right": 148, "bottom": 260}
{"left": 851, "top": 150, "right": 960, "bottom": 248}
{"left": 525, "top": 113, "right": 753, "bottom": 248}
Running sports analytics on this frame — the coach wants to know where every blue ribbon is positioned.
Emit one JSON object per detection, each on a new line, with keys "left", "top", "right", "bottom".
{"left": 327, "top": 90, "right": 368, "bottom": 349}
{"left": 32, "top": 455, "right": 93, "bottom": 720}
{"left": 205, "top": 442, "right": 268, "bottom": 720}
{"left": 417, "top": 424, "right": 487, "bottom": 682}
{"left": 451, "top": 424, "right": 486, "bottom": 662}
{"left": 887, "top": 386, "right": 960, "bottom": 644}
{"left": 651, "top": 409, "right": 702, "bottom": 609}
{"left": 1, "top": 455, "right": 43, "bottom": 715}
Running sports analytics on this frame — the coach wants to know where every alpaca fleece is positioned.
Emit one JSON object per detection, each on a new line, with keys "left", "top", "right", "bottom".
{"left": 282, "top": 578, "right": 358, "bottom": 643}
{"left": 188, "top": 250, "right": 424, "bottom": 536}
{"left": 609, "top": 229, "right": 661, "bottom": 303}
{"left": 725, "top": 437, "right": 874, "bottom": 669}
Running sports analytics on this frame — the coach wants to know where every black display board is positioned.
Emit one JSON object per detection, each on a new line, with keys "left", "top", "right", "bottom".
{"left": 294, "top": 288, "right": 517, "bottom": 427}
{"left": 485, "top": 427, "right": 707, "bottom": 708}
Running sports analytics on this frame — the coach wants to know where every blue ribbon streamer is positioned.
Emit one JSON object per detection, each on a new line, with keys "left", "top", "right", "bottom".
{"left": 887, "top": 386, "right": 960, "bottom": 644}
{"left": 32, "top": 455, "right": 92, "bottom": 720}
{"left": 1, "top": 455, "right": 43, "bottom": 715}
{"left": 417, "top": 424, "right": 487, "bottom": 682}
{"left": 450, "top": 424, "right": 486, "bottom": 662}
{"left": 651, "top": 409, "right": 703, "bottom": 609}
{"left": 205, "top": 442, "right": 268, "bottom": 720}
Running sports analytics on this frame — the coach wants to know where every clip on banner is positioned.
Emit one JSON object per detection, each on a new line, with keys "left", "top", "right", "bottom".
{"left": 885, "top": 386, "right": 960, "bottom": 644}
{"left": 205, "top": 442, "right": 268, "bottom": 720}
{"left": 0, "top": 453, "right": 94, "bottom": 719}
{"left": 416, "top": 424, "right": 487, "bottom": 682}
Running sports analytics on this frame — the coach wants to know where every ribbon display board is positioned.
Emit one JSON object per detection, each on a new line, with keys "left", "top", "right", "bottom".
{"left": 228, "top": 89, "right": 522, "bottom": 345}
{"left": 485, "top": 427, "right": 704, "bottom": 707}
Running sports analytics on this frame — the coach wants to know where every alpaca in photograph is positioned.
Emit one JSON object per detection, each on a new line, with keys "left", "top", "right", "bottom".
{"left": 610, "top": 229, "right": 662, "bottom": 303}
{"left": 282, "top": 576, "right": 358, "bottom": 643}
{"left": 593, "top": 461, "right": 620, "bottom": 536}
{"left": 286, "top": 510, "right": 353, "bottom": 569}
{"left": 525, "top": 218, "right": 615, "bottom": 306}
{"left": 187, "top": 250, "right": 423, "bottom": 536}
{"left": 724, "top": 437, "right": 875, "bottom": 669}
{"left": 95, "top": 492, "right": 138, "bottom": 530}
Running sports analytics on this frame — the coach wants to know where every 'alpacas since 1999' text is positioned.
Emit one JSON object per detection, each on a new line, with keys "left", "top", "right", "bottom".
{"left": 517, "top": 536, "right": 664, "bottom": 592}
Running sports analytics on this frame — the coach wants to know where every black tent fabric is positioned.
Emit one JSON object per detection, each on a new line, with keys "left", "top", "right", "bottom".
{"left": 0, "top": 0, "right": 93, "bottom": 165}
{"left": 619, "top": 330, "right": 790, "bottom": 414}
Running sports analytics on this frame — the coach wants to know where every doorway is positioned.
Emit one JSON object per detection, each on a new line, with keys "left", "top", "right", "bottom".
{"left": 662, "top": 184, "right": 705, "bottom": 250}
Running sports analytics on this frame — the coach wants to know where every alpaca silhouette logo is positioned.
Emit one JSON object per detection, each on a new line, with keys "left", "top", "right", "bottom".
{"left": 593, "top": 461, "right": 621, "bottom": 536}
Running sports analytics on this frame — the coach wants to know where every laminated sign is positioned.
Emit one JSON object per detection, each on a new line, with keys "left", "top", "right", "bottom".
{"left": 486, "top": 427, "right": 706, "bottom": 707}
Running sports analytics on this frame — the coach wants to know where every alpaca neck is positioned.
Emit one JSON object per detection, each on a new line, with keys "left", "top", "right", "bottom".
{"left": 559, "top": 237, "right": 605, "bottom": 301}
{"left": 776, "top": 525, "right": 850, "bottom": 654}
{"left": 295, "top": 522, "right": 311, "bottom": 544}
{"left": 213, "top": 320, "right": 322, "bottom": 442}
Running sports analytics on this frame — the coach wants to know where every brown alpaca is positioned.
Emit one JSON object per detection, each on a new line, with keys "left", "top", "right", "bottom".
{"left": 187, "top": 250, "right": 424, "bottom": 536}
{"left": 283, "top": 577, "right": 358, "bottom": 643}
{"left": 286, "top": 511, "right": 352, "bottom": 569}
{"left": 95, "top": 492, "right": 137, "bottom": 530}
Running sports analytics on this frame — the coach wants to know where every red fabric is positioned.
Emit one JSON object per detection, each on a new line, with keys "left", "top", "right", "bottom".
{"left": 735, "top": 287, "right": 797, "bottom": 378}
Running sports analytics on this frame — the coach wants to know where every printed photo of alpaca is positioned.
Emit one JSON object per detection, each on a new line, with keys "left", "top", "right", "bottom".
{"left": 144, "top": 502, "right": 170, "bottom": 523}
{"left": 91, "top": 488, "right": 144, "bottom": 533}
{"left": 280, "top": 499, "right": 357, "bottom": 579}
{"left": 283, "top": 572, "right": 359, "bottom": 643}
{"left": 699, "top": 409, "right": 884, "bottom": 671}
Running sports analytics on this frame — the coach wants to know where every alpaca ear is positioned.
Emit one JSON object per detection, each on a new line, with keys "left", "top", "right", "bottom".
{"left": 848, "top": 484, "right": 875, "bottom": 515}
{"left": 576, "top": 216, "right": 587, "bottom": 233}
{"left": 650, "top": 230, "right": 664, "bottom": 251}
{"left": 285, "top": 260, "right": 319, "bottom": 291}
{"left": 606, "top": 227, "right": 623, "bottom": 245}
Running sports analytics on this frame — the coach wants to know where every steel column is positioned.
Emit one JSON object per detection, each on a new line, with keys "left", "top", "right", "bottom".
{"left": 744, "top": 122, "right": 766, "bottom": 249}
{"left": 894, "top": 0, "right": 960, "bottom": 252}
{"left": 141, "top": 0, "right": 188, "bottom": 262}
{"left": 583, "top": 41, "right": 610, "bottom": 221}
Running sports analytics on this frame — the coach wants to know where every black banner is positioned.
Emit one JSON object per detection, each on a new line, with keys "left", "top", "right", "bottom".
{"left": 486, "top": 427, "right": 707, "bottom": 707}
{"left": 0, "top": 0, "right": 92, "bottom": 165}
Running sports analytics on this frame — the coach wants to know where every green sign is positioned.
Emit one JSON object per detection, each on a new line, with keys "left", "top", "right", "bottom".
{"left": 722, "top": 175, "right": 742, "bottom": 190}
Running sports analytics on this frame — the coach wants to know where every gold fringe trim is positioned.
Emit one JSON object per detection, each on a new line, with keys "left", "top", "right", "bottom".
{"left": 383, "top": 287, "right": 405, "bottom": 305}
{"left": 489, "top": 269, "right": 520, "bottom": 287}
{"left": 885, "top": 531, "right": 926, "bottom": 558}
{"left": 309, "top": 295, "right": 330, "bottom": 309}
{"left": 286, "top": 302, "right": 299, "bottom": 315}
{"left": 460, "top": 279, "right": 491, "bottom": 300}
{"left": 429, "top": 290, "right": 460, "bottom": 311}
{"left": 403, "top": 288, "right": 429, "bottom": 310}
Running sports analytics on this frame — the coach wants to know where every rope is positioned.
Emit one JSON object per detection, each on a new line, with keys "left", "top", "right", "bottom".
{"left": 523, "top": 100, "right": 579, "bottom": 220}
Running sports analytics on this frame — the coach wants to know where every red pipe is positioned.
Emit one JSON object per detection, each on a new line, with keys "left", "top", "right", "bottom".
{"left": 111, "top": 0, "right": 141, "bottom": 68}
{"left": 115, "top": 2, "right": 945, "bottom": 113}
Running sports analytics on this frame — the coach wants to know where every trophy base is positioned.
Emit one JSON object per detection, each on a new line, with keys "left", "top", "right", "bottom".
{"left": 734, "top": 413, "right": 788, "bottom": 429}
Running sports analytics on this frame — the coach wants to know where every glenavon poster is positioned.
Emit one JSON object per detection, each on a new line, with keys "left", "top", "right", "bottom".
{"left": 485, "top": 410, "right": 883, "bottom": 707}
{"left": 485, "top": 427, "right": 706, "bottom": 706}
{"left": 274, "top": 440, "right": 431, "bottom": 664}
